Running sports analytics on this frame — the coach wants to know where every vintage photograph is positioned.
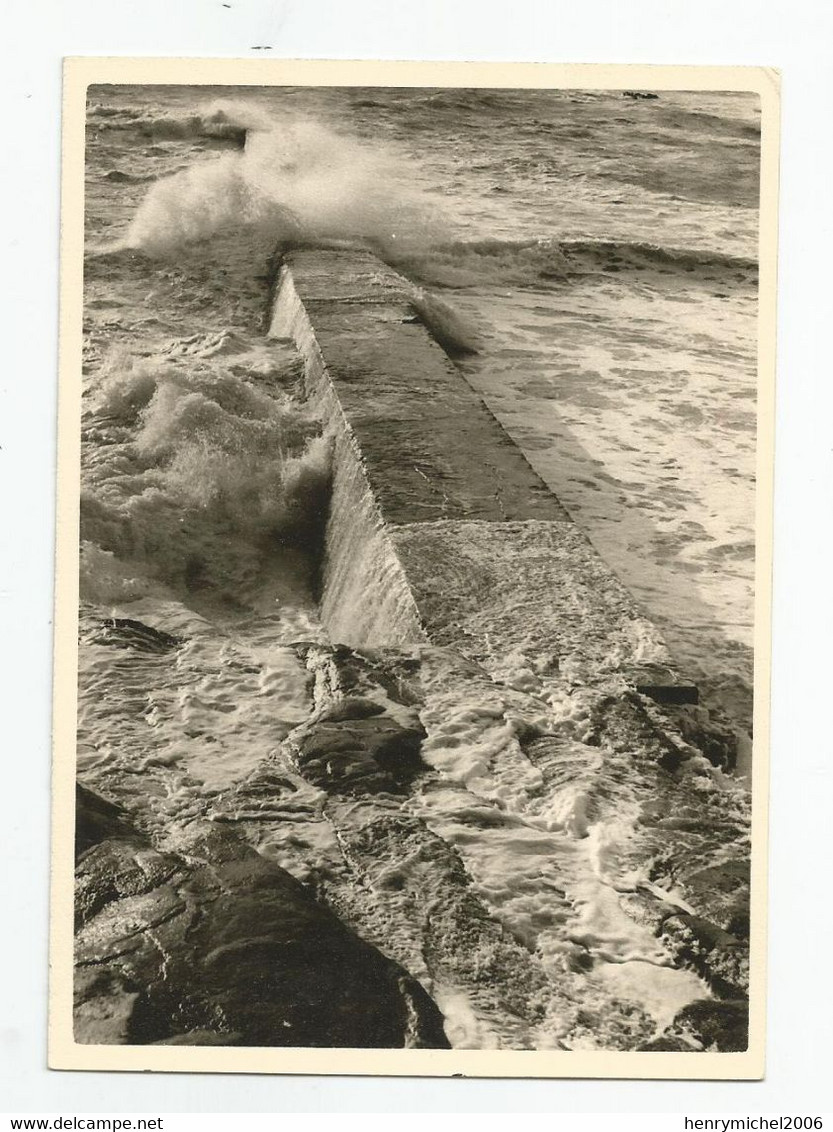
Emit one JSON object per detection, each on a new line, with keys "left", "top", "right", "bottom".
{"left": 53, "top": 61, "right": 775, "bottom": 1074}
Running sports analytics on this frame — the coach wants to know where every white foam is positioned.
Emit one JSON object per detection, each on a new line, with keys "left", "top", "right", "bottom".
{"left": 126, "top": 107, "right": 444, "bottom": 255}
{"left": 411, "top": 649, "right": 711, "bottom": 1042}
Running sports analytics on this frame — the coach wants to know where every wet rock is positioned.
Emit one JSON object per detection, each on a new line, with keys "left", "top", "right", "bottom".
{"left": 75, "top": 783, "right": 136, "bottom": 858}
{"left": 73, "top": 968, "right": 141, "bottom": 1044}
{"left": 88, "top": 617, "right": 183, "bottom": 654}
{"left": 637, "top": 1035, "right": 696, "bottom": 1052}
{"left": 585, "top": 692, "right": 691, "bottom": 769}
{"left": 331, "top": 812, "right": 552, "bottom": 1045}
{"left": 624, "top": 661, "right": 699, "bottom": 705}
{"left": 673, "top": 998, "right": 748, "bottom": 1052}
{"left": 316, "top": 695, "right": 386, "bottom": 722}
{"left": 150, "top": 1030, "right": 243, "bottom": 1045}
{"left": 75, "top": 831, "right": 179, "bottom": 930}
{"left": 324, "top": 644, "right": 423, "bottom": 708}
{"left": 296, "top": 717, "right": 426, "bottom": 796}
{"left": 662, "top": 701, "right": 740, "bottom": 770}
{"left": 681, "top": 859, "right": 751, "bottom": 936}
{"left": 74, "top": 789, "right": 450, "bottom": 1048}
{"left": 661, "top": 913, "right": 749, "bottom": 997}
{"left": 635, "top": 681, "right": 699, "bottom": 706}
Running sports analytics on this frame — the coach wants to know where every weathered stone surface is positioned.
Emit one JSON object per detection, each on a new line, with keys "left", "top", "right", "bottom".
{"left": 73, "top": 967, "right": 141, "bottom": 1045}
{"left": 584, "top": 691, "right": 737, "bottom": 775}
{"left": 88, "top": 617, "right": 184, "bottom": 654}
{"left": 630, "top": 670, "right": 699, "bottom": 706}
{"left": 270, "top": 250, "right": 696, "bottom": 703}
{"left": 316, "top": 695, "right": 386, "bottom": 723}
{"left": 75, "top": 831, "right": 178, "bottom": 930}
{"left": 74, "top": 788, "right": 450, "bottom": 1048}
{"left": 271, "top": 250, "right": 570, "bottom": 526}
{"left": 683, "top": 859, "right": 751, "bottom": 938}
{"left": 324, "top": 810, "right": 554, "bottom": 1048}
{"left": 284, "top": 645, "right": 430, "bottom": 796}
{"left": 662, "top": 701, "right": 741, "bottom": 770}
{"left": 672, "top": 998, "right": 749, "bottom": 1053}
{"left": 75, "top": 783, "right": 137, "bottom": 859}
{"left": 389, "top": 518, "right": 675, "bottom": 682}
{"left": 295, "top": 717, "right": 427, "bottom": 796}
{"left": 661, "top": 914, "right": 749, "bottom": 999}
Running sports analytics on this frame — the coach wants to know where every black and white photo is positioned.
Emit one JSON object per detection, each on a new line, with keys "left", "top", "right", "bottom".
{"left": 50, "top": 59, "right": 778, "bottom": 1078}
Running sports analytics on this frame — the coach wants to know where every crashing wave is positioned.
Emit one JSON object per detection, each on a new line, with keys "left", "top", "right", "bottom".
{"left": 123, "top": 105, "right": 446, "bottom": 256}
{"left": 80, "top": 339, "right": 332, "bottom": 608}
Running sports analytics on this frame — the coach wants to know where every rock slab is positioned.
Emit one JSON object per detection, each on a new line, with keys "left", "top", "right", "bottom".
{"left": 74, "top": 786, "right": 451, "bottom": 1049}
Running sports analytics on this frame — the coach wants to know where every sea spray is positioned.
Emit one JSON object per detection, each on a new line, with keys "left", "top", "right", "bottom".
{"left": 120, "top": 103, "right": 483, "bottom": 361}
{"left": 125, "top": 106, "right": 447, "bottom": 255}
{"left": 80, "top": 337, "right": 332, "bottom": 609}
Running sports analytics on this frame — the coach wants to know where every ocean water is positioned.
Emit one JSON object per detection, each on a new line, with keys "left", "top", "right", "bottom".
{"left": 77, "top": 85, "right": 759, "bottom": 1049}
{"left": 85, "top": 84, "right": 759, "bottom": 728}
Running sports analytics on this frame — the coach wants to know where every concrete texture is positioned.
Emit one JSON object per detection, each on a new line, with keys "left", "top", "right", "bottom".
{"left": 271, "top": 247, "right": 694, "bottom": 697}
{"left": 389, "top": 518, "right": 673, "bottom": 680}
{"left": 270, "top": 249, "right": 570, "bottom": 525}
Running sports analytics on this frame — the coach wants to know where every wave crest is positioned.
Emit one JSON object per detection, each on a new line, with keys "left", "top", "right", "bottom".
{"left": 386, "top": 237, "right": 758, "bottom": 289}
{"left": 80, "top": 341, "right": 331, "bottom": 606}
{"left": 125, "top": 107, "right": 445, "bottom": 256}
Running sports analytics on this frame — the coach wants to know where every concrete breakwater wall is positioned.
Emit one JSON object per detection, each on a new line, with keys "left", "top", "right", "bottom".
{"left": 265, "top": 249, "right": 751, "bottom": 1051}
{"left": 269, "top": 248, "right": 695, "bottom": 702}
{"left": 73, "top": 234, "right": 751, "bottom": 1053}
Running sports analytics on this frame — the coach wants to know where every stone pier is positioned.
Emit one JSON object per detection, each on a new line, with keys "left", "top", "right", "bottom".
{"left": 269, "top": 247, "right": 696, "bottom": 701}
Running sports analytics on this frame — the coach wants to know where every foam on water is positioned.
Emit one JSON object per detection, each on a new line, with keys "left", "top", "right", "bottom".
{"left": 77, "top": 600, "right": 325, "bottom": 804}
{"left": 81, "top": 333, "right": 331, "bottom": 611}
{"left": 88, "top": 98, "right": 267, "bottom": 137}
{"left": 124, "top": 104, "right": 447, "bottom": 256}
{"left": 386, "top": 237, "right": 757, "bottom": 290}
{"left": 409, "top": 649, "right": 714, "bottom": 1048}
{"left": 76, "top": 87, "right": 755, "bottom": 1049}
{"left": 92, "top": 98, "right": 758, "bottom": 735}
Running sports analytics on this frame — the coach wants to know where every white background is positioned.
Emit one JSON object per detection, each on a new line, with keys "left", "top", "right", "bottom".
{"left": 2, "top": 0, "right": 832, "bottom": 1114}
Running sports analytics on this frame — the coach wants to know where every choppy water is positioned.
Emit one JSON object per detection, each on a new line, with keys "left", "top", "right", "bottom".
{"left": 77, "top": 85, "right": 758, "bottom": 1050}
{"left": 85, "top": 84, "right": 759, "bottom": 727}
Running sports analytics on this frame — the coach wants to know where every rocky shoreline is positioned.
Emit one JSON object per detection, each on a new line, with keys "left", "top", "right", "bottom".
{"left": 73, "top": 129, "right": 752, "bottom": 1051}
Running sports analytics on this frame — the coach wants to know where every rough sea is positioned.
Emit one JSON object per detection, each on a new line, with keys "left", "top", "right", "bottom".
{"left": 76, "top": 85, "right": 759, "bottom": 1050}
{"left": 84, "top": 84, "right": 759, "bottom": 729}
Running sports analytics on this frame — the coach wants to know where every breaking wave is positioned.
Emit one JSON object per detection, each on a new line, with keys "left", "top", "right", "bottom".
{"left": 80, "top": 337, "right": 332, "bottom": 608}
{"left": 385, "top": 236, "right": 759, "bottom": 289}
{"left": 124, "top": 104, "right": 446, "bottom": 256}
